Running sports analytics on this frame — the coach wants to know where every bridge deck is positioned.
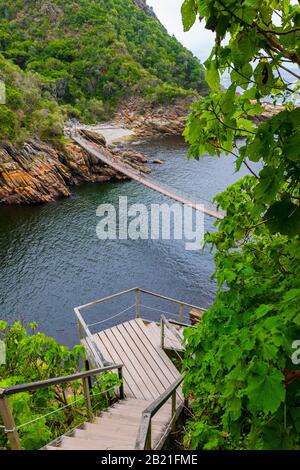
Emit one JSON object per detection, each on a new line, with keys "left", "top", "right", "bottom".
{"left": 72, "top": 135, "right": 223, "bottom": 220}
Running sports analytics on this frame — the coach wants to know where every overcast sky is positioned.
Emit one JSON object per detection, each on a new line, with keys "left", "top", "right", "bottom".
{"left": 146, "top": 0, "right": 215, "bottom": 62}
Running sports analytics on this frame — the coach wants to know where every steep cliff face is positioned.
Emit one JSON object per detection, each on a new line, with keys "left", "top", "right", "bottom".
{"left": 0, "top": 133, "right": 150, "bottom": 205}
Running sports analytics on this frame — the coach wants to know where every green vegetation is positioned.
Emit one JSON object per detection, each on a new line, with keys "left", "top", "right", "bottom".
{"left": 181, "top": 0, "right": 300, "bottom": 450}
{"left": 0, "top": 0, "right": 206, "bottom": 131}
{"left": 0, "top": 54, "right": 64, "bottom": 143}
{"left": 0, "top": 321, "right": 120, "bottom": 449}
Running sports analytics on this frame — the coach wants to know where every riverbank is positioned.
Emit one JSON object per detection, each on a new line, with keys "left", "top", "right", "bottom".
{"left": 0, "top": 98, "right": 285, "bottom": 205}
{"left": 0, "top": 127, "right": 149, "bottom": 205}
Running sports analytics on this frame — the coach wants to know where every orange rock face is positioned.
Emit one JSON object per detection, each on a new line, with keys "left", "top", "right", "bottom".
{"left": 0, "top": 135, "right": 150, "bottom": 205}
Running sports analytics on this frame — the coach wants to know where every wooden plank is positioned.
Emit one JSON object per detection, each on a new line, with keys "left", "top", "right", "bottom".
{"left": 102, "top": 327, "right": 151, "bottom": 400}
{"left": 74, "top": 429, "right": 135, "bottom": 444}
{"left": 115, "top": 323, "right": 166, "bottom": 398}
{"left": 108, "top": 325, "right": 157, "bottom": 400}
{"left": 93, "top": 413, "right": 165, "bottom": 435}
{"left": 46, "top": 446, "right": 64, "bottom": 450}
{"left": 143, "top": 322, "right": 183, "bottom": 403}
{"left": 127, "top": 320, "right": 177, "bottom": 385}
{"left": 135, "top": 320, "right": 181, "bottom": 379}
{"left": 60, "top": 436, "right": 131, "bottom": 450}
{"left": 164, "top": 326, "right": 183, "bottom": 351}
{"left": 96, "top": 330, "right": 137, "bottom": 398}
{"left": 124, "top": 322, "right": 172, "bottom": 391}
{"left": 91, "top": 416, "right": 162, "bottom": 434}
{"left": 87, "top": 335, "right": 111, "bottom": 363}
{"left": 138, "top": 322, "right": 184, "bottom": 404}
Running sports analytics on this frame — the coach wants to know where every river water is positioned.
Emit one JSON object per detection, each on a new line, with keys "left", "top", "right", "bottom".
{"left": 0, "top": 136, "right": 257, "bottom": 346}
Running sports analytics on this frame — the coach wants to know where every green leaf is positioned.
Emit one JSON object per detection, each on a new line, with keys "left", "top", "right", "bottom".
{"left": 246, "top": 364, "right": 285, "bottom": 414}
{"left": 283, "top": 133, "right": 300, "bottom": 162}
{"left": 266, "top": 200, "right": 300, "bottom": 236}
{"left": 205, "top": 60, "right": 220, "bottom": 91}
{"left": 181, "top": 0, "right": 197, "bottom": 32}
{"left": 254, "top": 304, "right": 273, "bottom": 319}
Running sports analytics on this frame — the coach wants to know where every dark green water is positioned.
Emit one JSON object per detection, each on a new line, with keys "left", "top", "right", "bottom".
{"left": 0, "top": 137, "right": 257, "bottom": 346}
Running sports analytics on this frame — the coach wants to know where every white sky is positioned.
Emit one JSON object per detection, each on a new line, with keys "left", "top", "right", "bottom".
{"left": 146, "top": 0, "right": 215, "bottom": 62}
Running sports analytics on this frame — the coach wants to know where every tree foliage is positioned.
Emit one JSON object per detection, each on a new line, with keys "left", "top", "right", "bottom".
{"left": 0, "top": 321, "right": 120, "bottom": 449}
{"left": 0, "top": 0, "right": 207, "bottom": 123}
{"left": 0, "top": 54, "right": 64, "bottom": 143}
{"left": 181, "top": 0, "right": 300, "bottom": 449}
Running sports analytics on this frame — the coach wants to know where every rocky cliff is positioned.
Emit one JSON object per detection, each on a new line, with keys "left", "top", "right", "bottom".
{"left": 114, "top": 96, "right": 194, "bottom": 137}
{"left": 0, "top": 130, "right": 150, "bottom": 205}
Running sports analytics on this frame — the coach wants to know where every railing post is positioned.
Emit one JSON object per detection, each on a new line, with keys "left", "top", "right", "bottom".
{"left": 85, "top": 359, "right": 93, "bottom": 391}
{"left": 118, "top": 366, "right": 124, "bottom": 399}
{"left": 171, "top": 390, "right": 176, "bottom": 432}
{"left": 145, "top": 422, "right": 152, "bottom": 450}
{"left": 0, "top": 391, "right": 21, "bottom": 450}
{"left": 179, "top": 304, "right": 184, "bottom": 323}
{"left": 82, "top": 378, "right": 93, "bottom": 421}
{"left": 160, "top": 317, "right": 165, "bottom": 350}
{"left": 135, "top": 289, "right": 141, "bottom": 319}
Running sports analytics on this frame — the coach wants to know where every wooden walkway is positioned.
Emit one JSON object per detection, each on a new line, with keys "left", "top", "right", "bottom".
{"left": 84, "top": 319, "right": 183, "bottom": 402}
{"left": 72, "top": 135, "right": 223, "bottom": 220}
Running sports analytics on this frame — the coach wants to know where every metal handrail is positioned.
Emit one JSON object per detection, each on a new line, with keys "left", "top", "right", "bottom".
{"left": 135, "top": 375, "right": 185, "bottom": 450}
{"left": 0, "top": 364, "right": 124, "bottom": 450}
{"left": 0, "top": 364, "right": 123, "bottom": 397}
{"left": 139, "top": 288, "right": 205, "bottom": 310}
{"left": 74, "top": 288, "right": 202, "bottom": 367}
{"left": 160, "top": 315, "right": 184, "bottom": 351}
{"left": 74, "top": 306, "right": 109, "bottom": 367}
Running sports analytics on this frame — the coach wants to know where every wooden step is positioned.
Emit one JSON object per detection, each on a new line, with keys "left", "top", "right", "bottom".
{"left": 59, "top": 436, "right": 132, "bottom": 450}
{"left": 95, "top": 412, "right": 167, "bottom": 428}
{"left": 74, "top": 429, "right": 135, "bottom": 444}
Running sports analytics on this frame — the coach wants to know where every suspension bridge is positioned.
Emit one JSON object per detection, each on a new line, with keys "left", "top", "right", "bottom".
{"left": 71, "top": 134, "right": 223, "bottom": 220}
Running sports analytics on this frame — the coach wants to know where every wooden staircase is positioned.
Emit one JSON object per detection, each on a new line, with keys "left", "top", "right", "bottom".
{"left": 45, "top": 319, "right": 185, "bottom": 450}
{"left": 46, "top": 398, "right": 173, "bottom": 450}
{"left": 0, "top": 289, "right": 201, "bottom": 451}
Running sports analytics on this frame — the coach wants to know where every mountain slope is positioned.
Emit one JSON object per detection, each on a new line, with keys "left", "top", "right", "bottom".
{"left": 0, "top": 0, "right": 206, "bottom": 121}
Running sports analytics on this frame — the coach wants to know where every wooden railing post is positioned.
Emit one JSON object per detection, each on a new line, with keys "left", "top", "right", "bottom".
{"left": 135, "top": 289, "right": 141, "bottom": 319}
{"left": 82, "top": 378, "right": 93, "bottom": 421}
{"left": 118, "top": 366, "right": 124, "bottom": 399}
{"left": 0, "top": 391, "right": 21, "bottom": 450}
{"left": 160, "top": 317, "right": 165, "bottom": 350}
{"left": 171, "top": 390, "right": 177, "bottom": 432}
{"left": 179, "top": 304, "right": 184, "bottom": 322}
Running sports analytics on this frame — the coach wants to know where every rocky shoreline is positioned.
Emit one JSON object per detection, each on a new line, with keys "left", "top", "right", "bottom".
{"left": 0, "top": 99, "right": 284, "bottom": 205}
{"left": 0, "top": 128, "right": 150, "bottom": 205}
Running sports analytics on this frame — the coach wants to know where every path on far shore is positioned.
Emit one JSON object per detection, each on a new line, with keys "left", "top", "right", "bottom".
{"left": 66, "top": 122, "right": 135, "bottom": 145}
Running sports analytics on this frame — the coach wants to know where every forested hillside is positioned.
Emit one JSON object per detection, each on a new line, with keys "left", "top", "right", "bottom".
{"left": 0, "top": 0, "right": 206, "bottom": 129}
